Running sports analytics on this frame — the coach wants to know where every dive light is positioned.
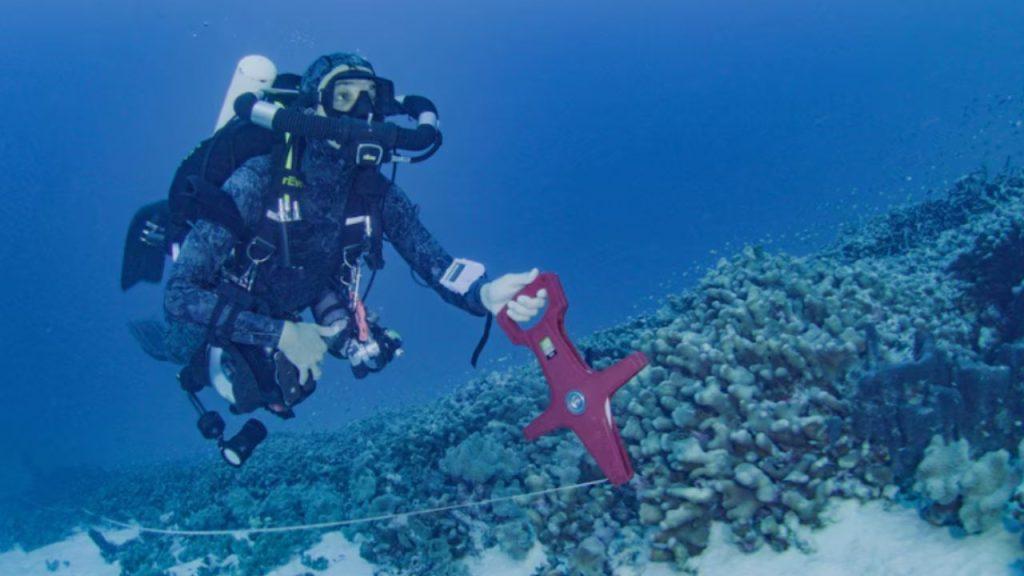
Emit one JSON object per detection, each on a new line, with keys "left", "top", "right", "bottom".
{"left": 220, "top": 419, "right": 268, "bottom": 467}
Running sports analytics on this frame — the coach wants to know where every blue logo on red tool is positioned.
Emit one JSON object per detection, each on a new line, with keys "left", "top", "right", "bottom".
{"left": 565, "top": 390, "right": 587, "bottom": 415}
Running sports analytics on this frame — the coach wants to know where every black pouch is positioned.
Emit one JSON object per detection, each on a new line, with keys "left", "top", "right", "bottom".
{"left": 207, "top": 344, "right": 271, "bottom": 414}
{"left": 206, "top": 343, "right": 316, "bottom": 416}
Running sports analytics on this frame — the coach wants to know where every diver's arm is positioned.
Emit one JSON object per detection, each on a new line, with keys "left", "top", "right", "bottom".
{"left": 311, "top": 284, "right": 353, "bottom": 356}
{"left": 164, "top": 223, "right": 284, "bottom": 347}
{"left": 382, "top": 184, "right": 490, "bottom": 316}
{"left": 164, "top": 159, "right": 285, "bottom": 348}
{"left": 312, "top": 287, "right": 350, "bottom": 327}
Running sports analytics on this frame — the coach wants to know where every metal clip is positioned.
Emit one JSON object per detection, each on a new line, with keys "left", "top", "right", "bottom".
{"left": 228, "top": 263, "right": 257, "bottom": 292}
{"left": 227, "top": 237, "right": 277, "bottom": 291}
{"left": 246, "top": 237, "right": 276, "bottom": 264}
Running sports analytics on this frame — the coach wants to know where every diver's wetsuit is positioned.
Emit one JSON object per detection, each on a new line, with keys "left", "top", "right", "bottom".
{"left": 163, "top": 139, "right": 488, "bottom": 364}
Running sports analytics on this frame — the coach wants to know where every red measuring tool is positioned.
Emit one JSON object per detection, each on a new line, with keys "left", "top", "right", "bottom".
{"left": 497, "top": 272, "right": 648, "bottom": 485}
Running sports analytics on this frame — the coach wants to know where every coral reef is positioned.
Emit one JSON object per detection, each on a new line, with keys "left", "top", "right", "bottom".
{"left": 852, "top": 331, "right": 1021, "bottom": 478}
{"left": 913, "top": 436, "right": 1021, "bottom": 532}
{"left": 6, "top": 170, "right": 1024, "bottom": 574}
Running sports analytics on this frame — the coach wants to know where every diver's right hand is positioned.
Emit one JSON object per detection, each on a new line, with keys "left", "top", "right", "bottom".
{"left": 277, "top": 321, "right": 342, "bottom": 385}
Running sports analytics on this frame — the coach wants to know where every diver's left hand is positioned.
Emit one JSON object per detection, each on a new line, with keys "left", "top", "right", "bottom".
{"left": 481, "top": 268, "right": 548, "bottom": 323}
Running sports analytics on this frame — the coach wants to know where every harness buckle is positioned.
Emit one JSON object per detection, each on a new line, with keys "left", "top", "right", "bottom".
{"left": 355, "top": 143, "right": 384, "bottom": 167}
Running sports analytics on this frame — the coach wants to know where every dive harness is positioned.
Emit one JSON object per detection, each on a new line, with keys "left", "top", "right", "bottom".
{"left": 176, "top": 91, "right": 436, "bottom": 466}
{"left": 121, "top": 88, "right": 442, "bottom": 291}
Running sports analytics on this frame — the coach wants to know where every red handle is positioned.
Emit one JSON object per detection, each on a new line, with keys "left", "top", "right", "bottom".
{"left": 496, "top": 272, "right": 568, "bottom": 346}
{"left": 497, "top": 271, "right": 644, "bottom": 486}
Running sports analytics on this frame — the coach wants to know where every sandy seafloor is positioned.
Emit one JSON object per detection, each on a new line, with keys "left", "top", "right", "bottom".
{"left": 2, "top": 499, "right": 1017, "bottom": 576}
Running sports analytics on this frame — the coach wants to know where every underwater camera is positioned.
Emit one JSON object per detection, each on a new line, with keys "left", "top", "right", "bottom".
{"left": 178, "top": 349, "right": 273, "bottom": 467}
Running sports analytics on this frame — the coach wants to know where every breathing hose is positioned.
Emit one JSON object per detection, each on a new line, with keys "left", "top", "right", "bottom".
{"left": 233, "top": 93, "right": 440, "bottom": 153}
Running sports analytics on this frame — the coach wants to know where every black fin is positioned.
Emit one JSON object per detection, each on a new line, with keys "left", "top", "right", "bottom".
{"left": 121, "top": 200, "right": 170, "bottom": 291}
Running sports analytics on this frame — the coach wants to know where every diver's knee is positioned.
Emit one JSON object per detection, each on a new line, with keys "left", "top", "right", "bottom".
{"left": 165, "top": 321, "right": 207, "bottom": 365}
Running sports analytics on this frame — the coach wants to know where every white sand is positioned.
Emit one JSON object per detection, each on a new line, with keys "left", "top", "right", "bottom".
{"left": 0, "top": 528, "right": 376, "bottom": 576}
{"left": 674, "top": 500, "right": 1021, "bottom": 576}
{"left": 2, "top": 499, "right": 1019, "bottom": 575}
{"left": 462, "top": 541, "right": 548, "bottom": 575}
{"left": 266, "top": 531, "right": 376, "bottom": 576}
{"left": 0, "top": 529, "right": 134, "bottom": 576}
{"left": 167, "top": 557, "right": 206, "bottom": 576}
{"left": 460, "top": 499, "right": 1022, "bottom": 576}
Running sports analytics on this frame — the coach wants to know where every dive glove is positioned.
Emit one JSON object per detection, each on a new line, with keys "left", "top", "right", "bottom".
{"left": 481, "top": 268, "right": 548, "bottom": 323}
{"left": 277, "top": 321, "right": 342, "bottom": 385}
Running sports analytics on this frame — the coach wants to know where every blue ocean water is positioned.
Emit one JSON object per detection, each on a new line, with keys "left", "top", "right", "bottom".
{"left": 1, "top": 0, "right": 1022, "bottom": 496}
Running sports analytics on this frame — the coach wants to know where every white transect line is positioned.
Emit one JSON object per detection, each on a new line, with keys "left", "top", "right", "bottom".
{"left": 82, "top": 479, "right": 609, "bottom": 537}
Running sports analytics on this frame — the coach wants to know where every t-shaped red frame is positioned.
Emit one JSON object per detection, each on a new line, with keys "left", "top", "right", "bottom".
{"left": 498, "top": 272, "right": 648, "bottom": 485}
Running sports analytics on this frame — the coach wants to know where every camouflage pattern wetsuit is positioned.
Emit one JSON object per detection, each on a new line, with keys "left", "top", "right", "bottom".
{"left": 162, "top": 139, "right": 488, "bottom": 364}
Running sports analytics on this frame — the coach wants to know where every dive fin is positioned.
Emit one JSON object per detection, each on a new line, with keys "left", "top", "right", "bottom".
{"left": 128, "top": 319, "right": 172, "bottom": 362}
{"left": 121, "top": 200, "right": 170, "bottom": 291}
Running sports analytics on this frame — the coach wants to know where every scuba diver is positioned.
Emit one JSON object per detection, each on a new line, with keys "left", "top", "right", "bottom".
{"left": 122, "top": 53, "right": 548, "bottom": 466}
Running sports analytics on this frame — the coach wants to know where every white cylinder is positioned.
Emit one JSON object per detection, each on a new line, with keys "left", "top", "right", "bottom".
{"left": 215, "top": 55, "right": 277, "bottom": 132}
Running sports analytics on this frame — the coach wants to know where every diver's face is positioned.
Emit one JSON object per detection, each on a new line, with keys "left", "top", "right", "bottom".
{"left": 332, "top": 79, "right": 377, "bottom": 113}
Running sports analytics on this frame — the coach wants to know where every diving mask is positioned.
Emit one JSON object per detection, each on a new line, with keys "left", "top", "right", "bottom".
{"left": 331, "top": 78, "right": 377, "bottom": 116}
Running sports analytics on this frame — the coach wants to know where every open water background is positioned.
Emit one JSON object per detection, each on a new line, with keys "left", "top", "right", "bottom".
{"left": 1, "top": 0, "right": 1022, "bottom": 492}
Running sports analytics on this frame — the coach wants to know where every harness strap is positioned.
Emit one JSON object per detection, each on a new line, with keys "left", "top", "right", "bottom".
{"left": 207, "top": 283, "right": 255, "bottom": 347}
{"left": 207, "top": 295, "right": 232, "bottom": 346}
{"left": 351, "top": 168, "right": 390, "bottom": 271}
{"left": 367, "top": 196, "right": 386, "bottom": 271}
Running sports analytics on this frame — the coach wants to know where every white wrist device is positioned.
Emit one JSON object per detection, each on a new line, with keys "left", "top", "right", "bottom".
{"left": 440, "top": 258, "right": 486, "bottom": 295}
